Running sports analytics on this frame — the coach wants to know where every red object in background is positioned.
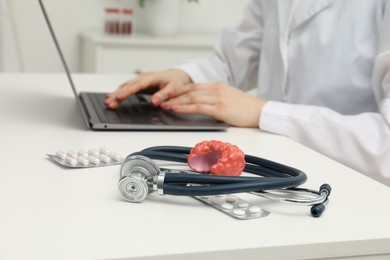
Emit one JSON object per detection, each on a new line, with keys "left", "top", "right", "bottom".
{"left": 121, "top": 9, "right": 133, "bottom": 35}
{"left": 105, "top": 8, "right": 120, "bottom": 34}
{"left": 187, "top": 140, "right": 246, "bottom": 176}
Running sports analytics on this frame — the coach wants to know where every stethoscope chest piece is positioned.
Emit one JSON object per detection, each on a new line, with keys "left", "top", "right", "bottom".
{"left": 118, "top": 155, "right": 160, "bottom": 202}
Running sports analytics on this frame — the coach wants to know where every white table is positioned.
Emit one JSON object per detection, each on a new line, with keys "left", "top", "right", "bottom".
{"left": 1, "top": 74, "right": 390, "bottom": 260}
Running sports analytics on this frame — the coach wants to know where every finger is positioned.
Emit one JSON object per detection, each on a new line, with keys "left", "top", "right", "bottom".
{"left": 167, "top": 86, "right": 217, "bottom": 106}
{"left": 106, "top": 73, "right": 162, "bottom": 109}
{"left": 108, "top": 78, "right": 137, "bottom": 98}
{"left": 172, "top": 103, "right": 217, "bottom": 117}
{"left": 161, "top": 92, "right": 216, "bottom": 112}
{"left": 105, "top": 88, "right": 122, "bottom": 109}
{"left": 150, "top": 82, "right": 180, "bottom": 106}
{"left": 116, "top": 75, "right": 160, "bottom": 101}
{"left": 106, "top": 96, "right": 123, "bottom": 109}
{"left": 167, "top": 83, "right": 211, "bottom": 98}
{"left": 105, "top": 80, "right": 137, "bottom": 109}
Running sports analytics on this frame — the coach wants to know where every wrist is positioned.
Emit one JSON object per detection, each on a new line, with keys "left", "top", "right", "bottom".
{"left": 257, "top": 100, "right": 267, "bottom": 128}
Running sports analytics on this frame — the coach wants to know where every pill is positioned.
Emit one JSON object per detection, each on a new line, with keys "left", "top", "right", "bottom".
{"left": 78, "top": 157, "right": 89, "bottom": 166}
{"left": 193, "top": 195, "right": 266, "bottom": 220}
{"left": 238, "top": 201, "right": 249, "bottom": 208}
{"left": 248, "top": 206, "right": 262, "bottom": 214}
{"left": 211, "top": 196, "right": 223, "bottom": 204}
{"left": 78, "top": 150, "right": 89, "bottom": 158}
{"left": 67, "top": 151, "right": 78, "bottom": 159}
{"left": 89, "top": 156, "right": 100, "bottom": 165}
{"left": 66, "top": 156, "right": 77, "bottom": 166}
{"left": 99, "top": 147, "right": 110, "bottom": 155}
{"left": 225, "top": 195, "right": 237, "bottom": 203}
{"left": 232, "top": 208, "right": 246, "bottom": 216}
{"left": 56, "top": 151, "right": 67, "bottom": 160}
{"left": 221, "top": 203, "right": 234, "bottom": 210}
{"left": 109, "top": 152, "right": 123, "bottom": 162}
{"left": 99, "top": 154, "right": 111, "bottom": 163}
{"left": 88, "top": 149, "right": 99, "bottom": 157}
{"left": 50, "top": 148, "right": 122, "bottom": 169}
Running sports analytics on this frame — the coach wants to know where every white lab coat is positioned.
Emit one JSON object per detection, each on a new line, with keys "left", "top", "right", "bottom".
{"left": 178, "top": 0, "right": 390, "bottom": 185}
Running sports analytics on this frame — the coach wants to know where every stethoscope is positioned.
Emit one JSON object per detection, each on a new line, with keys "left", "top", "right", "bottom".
{"left": 118, "top": 146, "right": 331, "bottom": 217}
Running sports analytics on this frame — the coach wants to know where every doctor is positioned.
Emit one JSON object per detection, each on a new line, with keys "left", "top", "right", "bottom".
{"left": 106, "top": 0, "right": 390, "bottom": 184}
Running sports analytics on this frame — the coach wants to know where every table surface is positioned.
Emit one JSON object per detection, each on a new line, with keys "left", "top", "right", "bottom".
{"left": 1, "top": 73, "right": 390, "bottom": 260}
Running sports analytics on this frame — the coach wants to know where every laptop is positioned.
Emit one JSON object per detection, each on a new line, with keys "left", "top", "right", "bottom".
{"left": 38, "top": 0, "right": 228, "bottom": 131}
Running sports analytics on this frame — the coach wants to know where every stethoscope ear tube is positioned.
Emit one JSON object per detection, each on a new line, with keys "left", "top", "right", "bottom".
{"left": 127, "top": 146, "right": 308, "bottom": 194}
{"left": 163, "top": 177, "right": 307, "bottom": 196}
{"left": 131, "top": 147, "right": 307, "bottom": 183}
{"left": 244, "top": 154, "right": 307, "bottom": 179}
{"left": 119, "top": 146, "right": 331, "bottom": 217}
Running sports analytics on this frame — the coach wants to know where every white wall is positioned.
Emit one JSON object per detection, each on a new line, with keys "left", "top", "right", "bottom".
{"left": 0, "top": 0, "right": 3, "bottom": 71}
{"left": 2, "top": 0, "right": 249, "bottom": 73}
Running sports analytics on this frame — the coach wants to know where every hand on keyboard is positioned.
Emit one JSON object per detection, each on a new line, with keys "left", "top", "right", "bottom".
{"left": 105, "top": 69, "right": 193, "bottom": 109}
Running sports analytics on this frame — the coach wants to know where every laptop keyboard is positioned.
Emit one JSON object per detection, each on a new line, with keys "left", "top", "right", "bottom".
{"left": 90, "top": 93, "right": 166, "bottom": 125}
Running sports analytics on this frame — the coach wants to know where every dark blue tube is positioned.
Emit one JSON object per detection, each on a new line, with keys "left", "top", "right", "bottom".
{"left": 128, "top": 146, "right": 307, "bottom": 196}
{"left": 164, "top": 173, "right": 287, "bottom": 184}
{"left": 164, "top": 176, "right": 304, "bottom": 196}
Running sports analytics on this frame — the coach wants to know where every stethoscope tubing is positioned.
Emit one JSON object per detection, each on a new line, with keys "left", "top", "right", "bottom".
{"left": 137, "top": 146, "right": 305, "bottom": 179}
{"left": 163, "top": 177, "right": 307, "bottom": 196}
{"left": 119, "top": 146, "right": 331, "bottom": 217}
{"left": 129, "top": 146, "right": 308, "bottom": 196}
{"left": 252, "top": 189, "right": 328, "bottom": 206}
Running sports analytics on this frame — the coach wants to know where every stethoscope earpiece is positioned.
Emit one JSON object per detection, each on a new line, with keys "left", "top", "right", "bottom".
{"left": 310, "top": 184, "right": 331, "bottom": 217}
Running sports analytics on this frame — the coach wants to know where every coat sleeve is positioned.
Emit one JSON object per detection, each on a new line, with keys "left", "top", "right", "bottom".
{"left": 176, "top": 0, "right": 263, "bottom": 91}
{"left": 260, "top": 1, "right": 390, "bottom": 185}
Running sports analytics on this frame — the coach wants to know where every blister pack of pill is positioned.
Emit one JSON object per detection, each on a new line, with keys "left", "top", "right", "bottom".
{"left": 194, "top": 194, "right": 270, "bottom": 220}
{"left": 47, "top": 147, "right": 123, "bottom": 168}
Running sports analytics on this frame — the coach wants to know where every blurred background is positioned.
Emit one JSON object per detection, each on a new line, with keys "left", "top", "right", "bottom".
{"left": 0, "top": 0, "right": 249, "bottom": 73}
